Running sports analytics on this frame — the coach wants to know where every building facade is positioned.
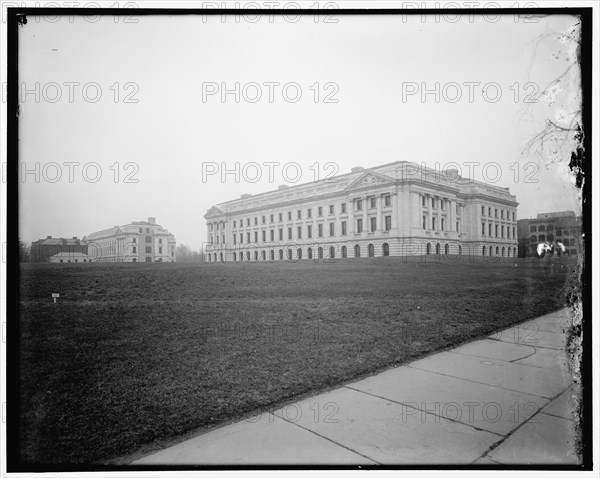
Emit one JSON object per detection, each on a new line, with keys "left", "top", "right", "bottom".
{"left": 83, "top": 217, "right": 176, "bottom": 263}
{"left": 517, "top": 211, "right": 582, "bottom": 257}
{"left": 48, "top": 252, "right": 91, "bottom": 263}
{"left": 29, "top": 236, "right": 87, "bottom": 262}
{"left": 204, "top": 162, "right": 519, "bottom": 262}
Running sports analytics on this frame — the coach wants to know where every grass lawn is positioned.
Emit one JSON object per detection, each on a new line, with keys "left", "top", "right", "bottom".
{"left": 17, "top": 256, "right": 578, "bottom": 465}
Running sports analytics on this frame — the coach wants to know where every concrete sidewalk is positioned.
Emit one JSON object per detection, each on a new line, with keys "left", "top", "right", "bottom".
{"left": 132, "top": 308, "right": 580, "bottom": 465}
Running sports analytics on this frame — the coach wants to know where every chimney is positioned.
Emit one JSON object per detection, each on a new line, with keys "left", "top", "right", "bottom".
{"left": 445, "top": 168, "right": 460, "bottom": 181}
{"left": 351, "top": 166, "right": 364, "bottom": 173}
{"left": 148, "top": 217, "right": 156, "bottom": 224}
{"left": 72, "top": 236, "right": 77, "bottom": 239}
{"left": 47, "top": 235, "right": 52, "bottom": 239}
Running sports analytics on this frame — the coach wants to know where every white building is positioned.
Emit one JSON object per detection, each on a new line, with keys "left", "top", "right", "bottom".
{"left": 83, "top": 217, "right": 176, "bottom": 263}
{"left": 204, "top": 161, "right": 519, "bottom": 262}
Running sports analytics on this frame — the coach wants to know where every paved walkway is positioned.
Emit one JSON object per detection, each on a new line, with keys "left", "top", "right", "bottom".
{"left": 132, "top": 308, "right": 579, "bottom": 465}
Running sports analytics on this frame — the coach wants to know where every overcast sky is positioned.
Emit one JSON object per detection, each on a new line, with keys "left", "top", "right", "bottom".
{"left": 17, "top": 10, "right": 582, "bottom": 250}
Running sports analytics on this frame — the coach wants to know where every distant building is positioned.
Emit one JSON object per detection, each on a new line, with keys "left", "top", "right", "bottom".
{"left": 29, "top": 236, "right": 87, "bottom": 262}
{"left": 204, "top": 161, "right": 519, "bottom": 262}
{"left": 517, "top": 211, "right": 582, "bottom": 257}
{"left": 83, "top": 217, "right": 176, "bottom": 263}
{"left": 48, "top": 252, "right": 91, "bottom": 263}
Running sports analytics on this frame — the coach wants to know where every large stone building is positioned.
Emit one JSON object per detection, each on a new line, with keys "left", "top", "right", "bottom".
{"left": 29, "top": 236, "right": 87, "bottom": 262}
{"left": 83, "top": 217, "right": 176, "bottom": 263}
{"left": 204, "top": 161, "right": 519, "bottom": 262}
{"left": 517, "top": 211, "right": 582, "bottom": 257}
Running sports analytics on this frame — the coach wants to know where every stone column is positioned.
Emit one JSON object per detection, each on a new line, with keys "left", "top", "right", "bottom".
{"left": 376, "top": 194, "right": 383, "bottom": 232}
{"left": 391, "top": 192, "right": 399, "bottom": 235}
{"left": 362, "top": 196, "right": 368, "bottom": 236}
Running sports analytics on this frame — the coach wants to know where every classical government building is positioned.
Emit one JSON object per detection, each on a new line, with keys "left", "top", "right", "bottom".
{"left": 517, "top": 211, "right": 582, "bottom": 257}
{"left": 83, "top": 217, "right": 176, "bottom": 262}
{"left": 204, "top": 161, "right": 519, "bottom": 262}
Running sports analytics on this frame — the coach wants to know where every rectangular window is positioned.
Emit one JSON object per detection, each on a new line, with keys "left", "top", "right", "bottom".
{"left": 133, "top": 238, "right": 137, "bottom": 243}
{"left": 456, "top": 221, "right": 459, "bottom": 232}
{"left": 432, "top": 217, "right": 436, "bottom": 230}
{"left": 270, "top": 230, "right": 274, "bottom": 241}
{"left": 133, "top": 246, "right": 137, "bottom": 253}
{"left": 254, "top": 217, "right": 258, "bottom": 225}
{"left": 370, "top": 217, "right": 377, "bottom": 232}
{"left": 488, "top": 224, "right": 492, "bottom": 236}
{"left": 159, "top": 247, "right": 163, "bottom": 254}
{"left": 501, "top": 225, "right": 505, "bottom": 238}
{"left": 495, "top": 209, "right": 498, "bottom": 218}
{"left": 481, "top": 206, "right": 485, "bottom": 215}
{"left": 423, "top": 216, "right": 427, "bottom": 229}
{"left": 233, "top": 220, "right": 236, "bottom": 228}
{"left": 145, "top": 236, "right": 151, "bottom": 243}
{"left": 441, "top": 200, "right": 445, "bottom": 211}
{"left": 488, "top": 207, "right": 491, "bottom": 217}
{"left": 329, "top": 205, "right": 334, "bottom": 215}
{"left": 145, "top": 246, "right": 151, "bottom": 253}
{"left": 501, "top": 210, "right": 504, "bottom": 220}
{"left": 356, "top": 199, "right": 362, "bottom": 211}
{"left": 308, "top": 225, "right": 313, "bottom": 238}
{"left": 512, "top": 212, "right": 515, "bottom": 221}
{"left": 278, "top": 213, "right": 282, "bottom": 222}
{"left": 254, "top": 231, "right": 258, "bottom": 242}
{"left": 482, "top": 223, "right": 485, "bottom": 235}
{"left": 288, "top": 228, "right": 292, "bottom": 240}
{"left": 341, "top": 203, "right": 347, "bottom": 213}
{"left": 385, "top": 215, "right": 391, "bottom": 231}
{"left": 422, "top": 195, "right": 426, "bottom": 207}
{"left": 233, "top": 234, "right": 237, "bottom": 244}
{"left": 240, "top": 234, "right": 243, "bottom": 244}
{"left": 329, "top": 222, "right": 335, "bottom": 236}
{"left": 495, "top": 225, "right": 498, "bottom": 237}
{"left": 287, "top": 211, "right": 292, "bottom": 221}
{"left": 297, "top": 210, "right": 302, "bottom": 219}
{"left": 279, "top": 228, "right": 283, "bottom": 241}
{"left": 139, "top": 227, "right": 143, "bottom": 233}
{"left": 247, "top": 218, "right": 250, "bottom": 226}
{"left": 270, "top": 215, "right": 274, "bottom": 223}
{"left": 318, "top": 224, "right": 323, "bottom": 237}
{"left": 370, "top": 197, "right": 376, "bottom": 209}
{"left": 341, "top": 221, "right": 347, "bottom": 235}
{"left": 247, "top": 232, "right": 251, "bottom": 243}
{"left": 357, "top": 218, "right": 363, "bottom": 233}
{"left": 146, "top": 228, "right": 150, "bottom": 233}
{"left": 513, "top": 226, "right": 515, "bottom": 238}
{"left": 307, "top": 208, "right": 312, "bottom": 218}
{"left": 262, "top": 230, "right": 266, "bottom": 242}
{"left": 216, "top": 236, "right": 219, "bottom": 245}
{"left": 158, "top": 239, "right": 163, "bottom": 245}
{"left": 441, "top": 218, "right": 445, "bottom": 231}
{"left": 297, "top": 226, "right": 302, "bottom": 239}
{"left": 431, "top": 197, "right": 436, "bottom": 209}
{"left": 262, "top": 216, "right": 265, "bottom": 224}
{"left": 384, "top": 195, "right": 391, "bottom": 207}
{"left": 318, "top": 206, "right": 323, "bottom": 216}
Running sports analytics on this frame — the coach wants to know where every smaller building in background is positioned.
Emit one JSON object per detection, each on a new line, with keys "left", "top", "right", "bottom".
{"left": 517, "top": 211, "right": 582, "bottom": 257}
{"left": 29, "top": 236, "right": 87, "bottom": 262}
{"left": 83, "top": 217, "right": 176, "bottom": 263}
{"left": 48, "top": 252, "right": 91, "bottom": 263}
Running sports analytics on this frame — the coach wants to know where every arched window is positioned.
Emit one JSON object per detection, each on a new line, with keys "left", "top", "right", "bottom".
{"left": 368, "top": 244, "right": 374, "bottom": 257}
{"left": 507, "top": 248, "right": 511, "bottom": 258}
{"left": 329, "top": 246, "right": 335, "bottom": 259}
{"left": 427, "top": 243, "right": 431, "bottom": 255}
{"left": 354, "top": 244, "right": 361, "bottom": 258}
{"left": 270, "top": 250, "right": 275, "bottom": 261}
{"left": 530, "top": 235, "right": 537, "bottom": 243}
{"left": 308, "top": 247, "right": 313, "bottom": 259}
{"left": 297, "top": 248, "right": 302, "bottom": 260}
{"left": 287, "top": 249, "right": 292, "bottom": 260}
{"left": 514, "top": 247, "right": 517, "bottom": 257}
{"left": 444, "top": 243, "right": 449, "bottom": 255}
{"left": 538, "top": 234, "right": 545, "bottom": 242}
{"left": 382, "top": 243, "right": 390, "bottom": 256}
{"left": 482, "top": 246, "right": 486, "bottom": 256}
{"left": 495, "top": 246, "right": 499, "bottom": 255}
{"left": 318, "top": 247, "right": 323, "bottom": 259}
{"left": 208, "top": 253, "right": 211, "bottom": 262}
{"left": 502, "top": 246, "right": 505, "bottom": 257}
{"left": 538, "top": 225, "right": 545, "bottom": 232}
{"left": 261, "top": 250, "right": 266, "bottom": 261}
{"left": 279, "top": 249, "right": 283, "bottom": 260}
{"left": 233, "top": 252, "right": 237, "bottom": 262}
{"left": 240, "top": 253, "right": 243, "bottom": 262}
{"left": 220, "top": 252, "right": 224, "bottom": 262}
{"left": 489, "top": 247, "right": 492, "bottom": 256}
{"left": 341, "top": 245, "right": 347, "bottom": 258}
{"left": 247, "top": 251, "right": 251, "bottom": 261}
{"left": 254, "top": 250, "right": 258, "bottom": 261}
{"left": 530, "top": 225, "right": 537, "bottom": 232}
{"left": 435, "top": 243, "right": 440, "bottom": 255}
